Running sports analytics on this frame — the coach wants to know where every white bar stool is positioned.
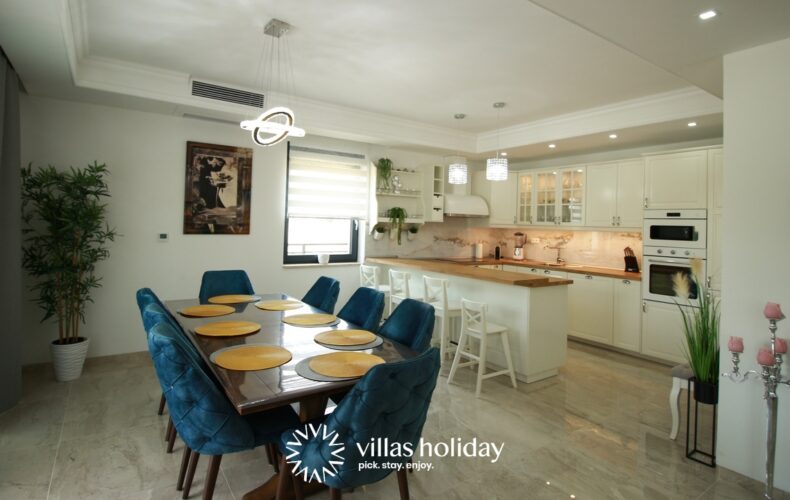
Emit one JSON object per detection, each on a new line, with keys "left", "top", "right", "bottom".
{"left": 360, "top": 264, "right": 390, "bottom": 294}
{"left": 387, "top": 270, "right": 411, "bottom": 316}
{"left": 447, "top": 299, "right": 517, "bottom": 398}
{"left": 669, "top": 364, "right": 694, "bottom": 440}
{"left": 422, "top": 276, "right": 461, "bottom": 363}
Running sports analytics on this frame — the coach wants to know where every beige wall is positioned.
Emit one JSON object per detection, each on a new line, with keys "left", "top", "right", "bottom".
{"left": 719, "top": 37, "right": 790, "bottom": 490}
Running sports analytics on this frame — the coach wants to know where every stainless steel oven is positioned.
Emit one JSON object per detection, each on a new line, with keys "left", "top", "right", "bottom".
{"left": 643, "top": 209, "right": 707, "bottom": 249}
{"left": 642, "top": 247, "right": 707, "bottom": 306}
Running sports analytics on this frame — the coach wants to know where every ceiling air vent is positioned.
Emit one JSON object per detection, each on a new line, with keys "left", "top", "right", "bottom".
{"left": 191, "top": 80, "right": 264, "bottom": 108}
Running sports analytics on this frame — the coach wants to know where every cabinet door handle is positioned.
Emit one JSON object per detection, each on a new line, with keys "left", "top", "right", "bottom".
{"left": 642, "top": 301, "right": 647, "bottom": 313}
{"left": 513, "top": 215, "right": 516, "bottom": 224}
{"left": 585, "top": 275, "right": 593, "bottom": 279}
{"left": 622, "top": 279, "right": 631, "bottom": 285}
{"left": 706, "top": 276, "right": 712, "bottom": 288}
{"left": 611, "top": 216, "right": 615, "bottom": 226}
{"left": 643, "top": 197, "right": 648, "bottom": 208}
{"left": 544, "top": 270, "right": 551, "bottom": 274}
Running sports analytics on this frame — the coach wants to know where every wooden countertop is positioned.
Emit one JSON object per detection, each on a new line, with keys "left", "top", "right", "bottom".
{"left": 480, "top": 258, "right": 642, "bottom": 281}
{"left": 366, "top": 258, "right": 573, "bottom": 288}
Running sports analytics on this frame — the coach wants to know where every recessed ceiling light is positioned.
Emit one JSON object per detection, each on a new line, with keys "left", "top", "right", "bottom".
{"left": 500, "top": 152, "right": 508, "bottom": 157}
{"left": 577, "top": 169, "right": 583, "bottom": 173}
{"left": 552, "top": 171, "right": 558, "bottom": 175}
{"left": 609, "top": 133, "right": 618, "bottom": 139}
{"left": 688, "top": 121, "right": 698, "bottom": 127}
{"left": 548, "top": 144, "right": 556, "bottom": 149}
{"left": 698, "top": 10, "right": 717, "bottom": 20}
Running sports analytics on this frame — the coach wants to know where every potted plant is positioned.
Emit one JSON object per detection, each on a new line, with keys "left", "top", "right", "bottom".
{"left": 371, "top": 223, "right": 386, "bottom": 241}
{"left": 407, "top": 224, "right": 420, "bottom": 241}
{"left": 386, "top": 207, "right": 407, "bottom": 245}
{"left": 673, "top": 259, "right": 720, "bottom": 404}
{"left": 375, "top": 158, "right": 392, "bottom": 191}
{"left": 21, "top": 162, "right": 118, "bottom": 382}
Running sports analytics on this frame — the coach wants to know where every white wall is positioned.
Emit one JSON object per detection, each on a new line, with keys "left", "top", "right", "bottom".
{"left": 718, "top": 37, "right": 790, "bottom": 490}
{"left": 19, "top": 96, "right": 442, "bottom": 365}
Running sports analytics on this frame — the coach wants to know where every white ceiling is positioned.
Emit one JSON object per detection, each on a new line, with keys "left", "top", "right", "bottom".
{"left": 2, "top": 0, "right": 787, "bottom": 159}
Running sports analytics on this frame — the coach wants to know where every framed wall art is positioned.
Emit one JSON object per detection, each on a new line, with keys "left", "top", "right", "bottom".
{"left": 183, "top": 141, "right": 253, "bottom": 234}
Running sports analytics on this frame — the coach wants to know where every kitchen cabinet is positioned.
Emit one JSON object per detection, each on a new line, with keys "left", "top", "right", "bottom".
{"left": 516, "top": 172, "right": 534, "bottom": 225}
{"left": 487, "top": 174, "right": 518, "bottom": 226}
{"left": 568, "top": 274, "right": 614, "bottom": 344}
{"left": 641, "top": 300, "right": 687, "bottom": 364}
{"left": 707, "top": 147, "right": 723, "bottom": 291}
{"left": 534, "top": 168, "right": 585, "bottom": 226}
{"left": 644, "top": 150, "right": 708, "bottom": 209}
{"left": 613, "top": 278, "right": 641, "bottom": 351}
{"left": 586, "top": 160, "right": 644, "bottom": 228}
{"left": 476, "top": 264, "right": 503, "bottom": 270}
{"left": 426, "top": 165, "right": 445, "bottom": 222}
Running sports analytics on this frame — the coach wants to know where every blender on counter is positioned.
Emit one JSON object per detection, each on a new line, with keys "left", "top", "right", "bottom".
{"left": 513, "top": 232, "right": 525, "bottom": 260}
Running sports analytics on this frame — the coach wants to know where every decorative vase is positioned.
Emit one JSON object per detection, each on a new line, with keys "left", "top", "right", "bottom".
{"left": 50, "top": 337, "right": 89, "bottom": 382}
{"left": 693, "top": 378, "right": 719, "bottom": 404}
{"left": 372, "top": 231, "right": 384, "bottom": 241}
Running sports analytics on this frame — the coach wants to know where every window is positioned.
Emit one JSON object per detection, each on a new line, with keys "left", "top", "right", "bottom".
{"left": 284, "top": 144, "right": 370, "bottom": 264}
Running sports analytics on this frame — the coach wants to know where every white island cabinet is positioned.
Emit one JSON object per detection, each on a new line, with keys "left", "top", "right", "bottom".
{"left": 367, "top": 258, "right": 570, "bottom": 383}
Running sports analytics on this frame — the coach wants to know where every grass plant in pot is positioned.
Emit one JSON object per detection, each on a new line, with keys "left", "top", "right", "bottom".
{"left": 375, "top": 158, "right": 392, "bottom": 192}
{"left": 386, "top": 207, "right": 407, "bottom": 245}
{"left": 673, "top": 259, "right": 720, "bottom": 404}
{"left": 21, "top": 162, "right": 117, "bottom": 382}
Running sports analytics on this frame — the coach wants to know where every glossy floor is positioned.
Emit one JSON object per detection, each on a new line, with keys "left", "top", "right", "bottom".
{"left": 0, "top": 342, "right": 785, "bottom": 500}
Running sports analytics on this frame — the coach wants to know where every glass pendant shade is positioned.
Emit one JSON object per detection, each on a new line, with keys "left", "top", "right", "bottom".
{"left": 447, "top": 158, "right": 468, "bottom": 185}
{"left": 486, "top": 157, "right": 508, "bottom": 181}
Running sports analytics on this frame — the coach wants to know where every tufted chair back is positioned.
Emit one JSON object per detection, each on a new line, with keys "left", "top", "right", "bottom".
{"left": 337, "top": 287, "right": 385, "bottom": 332}
{"left": 290, "top": 348, "right": 440, "bottom": 490}
{"left": 302, "top": 276, "right": 340, "bottom": 313}
{"left": 136, "top": 287, "right": 166, "bottom": 314}
{"left": 378, "top": 299, "right": 435, "bottom": 352}
{"left": 148, "top": 322, "right": 258, "bottom": 455}
{"left": 198, "top": 270, "right": 255, "bottom": 304}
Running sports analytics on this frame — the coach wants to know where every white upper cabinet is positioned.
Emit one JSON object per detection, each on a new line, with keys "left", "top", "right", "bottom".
{"left": 534, "top": 168, "right": 585, "bottom": 226}
{"left": 516, "top": 172, "right": 534, "bottom": 225}
{"left": 644, "top": 150, "right": 708, "bottom": 209}
{"left": 616, "top": 160, "right": 646, "bottom": 228}
{"left": 586, "top": 160, "right": 643, "bottom": 228}
{"left": 487, "top": 174, "right": 518, "bottom": 226}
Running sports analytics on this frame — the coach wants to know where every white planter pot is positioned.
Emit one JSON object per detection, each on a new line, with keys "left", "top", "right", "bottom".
{"left": 407, "top": 232, "right": 417, "bottom": 241}
{"left": 372, "top": 231, "right": 384, "bottom": 241}
{"left": 50, "top": 337, "right": 89, "bottom": 382}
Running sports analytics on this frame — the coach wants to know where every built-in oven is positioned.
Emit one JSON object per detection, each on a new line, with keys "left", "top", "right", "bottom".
{"left": 642, "top": 247, "right": 707, "bottom": 306}
{"left": 643, "top": 209, "right": 707, "bottom": 249}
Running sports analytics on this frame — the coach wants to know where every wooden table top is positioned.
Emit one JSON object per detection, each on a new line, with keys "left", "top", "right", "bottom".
{"left": 165, "top": 293, "right": 415, "bottom": 416}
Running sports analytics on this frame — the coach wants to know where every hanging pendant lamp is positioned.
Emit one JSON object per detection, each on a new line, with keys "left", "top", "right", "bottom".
{"left": 447, "top": 113, "right": 468, "bottom": 185}
{"left": 486, "top": 102, "right": 508, "bottom": 181}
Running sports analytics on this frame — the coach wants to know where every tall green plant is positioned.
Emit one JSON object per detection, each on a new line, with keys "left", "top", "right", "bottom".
{"left": 21, "top": 162, "right": 118, "bottom": 345}
{"left": 673, "top": 261, "right": 720, "bottom": 384}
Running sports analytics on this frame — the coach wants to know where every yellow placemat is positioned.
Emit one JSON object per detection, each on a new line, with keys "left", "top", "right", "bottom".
{"left": 179, "top": 304, "right": 235, "bottom": 318}
{"left": 308, "top": 352, "right": 385, "bottom": 378}
{"left": 213, "top": 345, "right": 292, "bottom": 371}
{"left": 283, "top": 313, "right": 338, "bottom": 327}
{"left": 255, "top": 299, "right": 304, "bottom": 311}
{"left": 315, "top": 329, "right": 377, "bottom": 346}
{"left": 208, "top": 294, "right": 260, "bottom": 304}
{"left": 194, "top": 321, "right": 261, "bottom": 337}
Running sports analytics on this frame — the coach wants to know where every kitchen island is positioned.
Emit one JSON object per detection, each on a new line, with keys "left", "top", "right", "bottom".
{"left": 367, "top": 257, "right": 572, "bottom": 383}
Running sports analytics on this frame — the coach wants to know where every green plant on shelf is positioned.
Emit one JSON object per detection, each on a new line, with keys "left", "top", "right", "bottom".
{"left": 375, "top": 158, "right": 392, "bottom": 191}
{"left": 386, "top": 206, "right": 407, "bottom": 245}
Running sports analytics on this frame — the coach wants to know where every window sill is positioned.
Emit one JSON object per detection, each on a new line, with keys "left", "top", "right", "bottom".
{"left": 282, "top": 262, "right": 361, "bottom": 269}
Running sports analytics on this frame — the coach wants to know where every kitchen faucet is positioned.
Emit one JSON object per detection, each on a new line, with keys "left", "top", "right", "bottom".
{"left": 545, "top": 245, "right": 565, "bottom": 265}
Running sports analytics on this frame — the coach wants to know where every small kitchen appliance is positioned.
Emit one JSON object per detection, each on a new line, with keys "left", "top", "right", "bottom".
{"left": 513, "top": 232, "right": 525, "bottom": 260}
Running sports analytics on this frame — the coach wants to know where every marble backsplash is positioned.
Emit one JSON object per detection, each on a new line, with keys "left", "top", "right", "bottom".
{"left": 366, "top": 218, "right": 642, "bottom": 270}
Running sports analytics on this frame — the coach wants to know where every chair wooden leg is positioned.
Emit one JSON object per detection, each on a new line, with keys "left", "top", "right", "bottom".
{"left": 330, "top": 488, "right": 342, "bottom": 500}
{"left": 396, "top": 468, "right": 410, "bottom": 500}
{"left": 165, "top": 417, "right": 173, "bottom": 442}
{"left": 269, "top": 443, "right": 280, "bottom": 473}
{"left": 158, "top": 393, "right": 166, "bottom": 415}
{"left": 202, "top": 455, "right": 222, "bottom": 500}
{"left": 275, "top": 455, "right": 292, "bottom": 500}
{"left": 290, "top": 462, "right": 304, "bottom": 500}
{"left": 183, "top": 451, "right": 200, "bottom": 499}
{"left": 167, "top": 421, "right": 177, "bottom": 453}
{"left": 265, "top": 442, "right": 273, "bottom": 465}
{"left": 177, "top": 445, "right": 191, "bottom": 491}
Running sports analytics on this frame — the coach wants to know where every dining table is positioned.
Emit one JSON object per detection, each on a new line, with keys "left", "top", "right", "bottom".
{"left": 165, "top": 292, "right": 415, "bottom": 500}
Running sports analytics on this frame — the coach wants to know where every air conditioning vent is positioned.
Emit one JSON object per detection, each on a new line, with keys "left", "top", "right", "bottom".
{"left": 191, "top": 80, "right": 264, "bottom": 108}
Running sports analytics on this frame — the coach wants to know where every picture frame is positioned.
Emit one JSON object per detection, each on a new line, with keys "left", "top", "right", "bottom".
{"left": 183, "top": 141, "right": 253, "bottom": 234}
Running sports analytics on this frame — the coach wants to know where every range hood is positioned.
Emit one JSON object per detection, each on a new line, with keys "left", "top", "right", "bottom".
{"left": 444, "top": 194, "right": 489, "bottom": 217}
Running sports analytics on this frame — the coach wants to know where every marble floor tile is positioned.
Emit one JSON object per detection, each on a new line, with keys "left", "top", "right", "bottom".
{"left": 0, "top": 445, "right": 57, "bottom": 500}
{"left": 0, "top": 395, "right": 67, "bottom": 451}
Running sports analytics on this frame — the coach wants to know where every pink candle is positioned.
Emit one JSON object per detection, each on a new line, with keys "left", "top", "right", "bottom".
{"left": 728, "top": 336, "right": 744, "bottom": 353}
{"left": 775, "top": 338, "right": 788, "bottom": 354}
{"left": 763, "top": 302, "right": 785, "bottom": 321}
{"left": 757, "top": 347, "right": 776, "bottom": 366}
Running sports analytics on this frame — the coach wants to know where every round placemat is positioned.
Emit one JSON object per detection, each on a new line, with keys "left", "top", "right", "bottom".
{"left": 194, "top": 321, "right": 261, "bottom": 337}
{"left": 211, "top": 345, "right": 292, "bottom": 371}
{"left": 256, "top": 299, "right": 304, "bottom": 311}
{"left": 308, "top": 352, "right": 385, "bottom": 378}
{"left": 208, "top": 294, "right": 260, "bottom": 304}
{"left": 316, "top": 336, "right": 384, "bottom": 352}
{"left": 315, "top": 329, "right": 377, "bottom": 346}
{"left": 179, "top": 304, "right": 235, "bottom": 317}
{"left": 283, "top": 313, "right": 338, "bottom": 327}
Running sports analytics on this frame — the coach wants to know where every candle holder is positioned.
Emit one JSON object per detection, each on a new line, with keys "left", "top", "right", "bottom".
{"left": 723, "top": 308, "right": 790, "bottom": 500}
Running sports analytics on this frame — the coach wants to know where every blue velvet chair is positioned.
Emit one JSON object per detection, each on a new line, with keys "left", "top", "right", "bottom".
{"left": 136, "top": 288, "right": 175, "bottom": 417}
{"left": 337, "top": 287, "right": 385, "bottom": 332}
{"left": 148, "top": 322, "right": 301, "bottom": 500}
{"left": 302, "top": 276, "right": 340, "bottom": 313}
{"left": 378, "top": 298, "right": 436, "bottom": 352}
{"left": 198, "top": 270, "right": 255, "bottom": 304}
{"left": 276, "top": 348, "right": 441, "bottom": 499}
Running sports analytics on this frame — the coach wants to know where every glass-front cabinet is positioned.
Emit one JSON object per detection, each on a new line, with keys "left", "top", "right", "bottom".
{"left": 534, "top": 171, "right": 557, "bottom": 224}
{"left": 560, "top": 168, "right": 585, "bottom": 224}
{"left": 530, "top": 167, "right": 585, "bottom": 226}
{"left": 516, "top": 172, "right": 534, "bottom": 224}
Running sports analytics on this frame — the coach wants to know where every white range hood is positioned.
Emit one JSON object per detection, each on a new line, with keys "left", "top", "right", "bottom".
{"left": 444, "top": 194, "right": 489, "bottom": 217}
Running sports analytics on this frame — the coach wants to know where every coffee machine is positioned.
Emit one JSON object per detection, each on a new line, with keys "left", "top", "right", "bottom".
{"left": 513, "top": 232, "right": 525, "bottom": 260}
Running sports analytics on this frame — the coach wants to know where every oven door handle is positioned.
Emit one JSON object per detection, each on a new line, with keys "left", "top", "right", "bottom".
{"left": 645, "top": 258, "right": 689, "bottom": 264}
